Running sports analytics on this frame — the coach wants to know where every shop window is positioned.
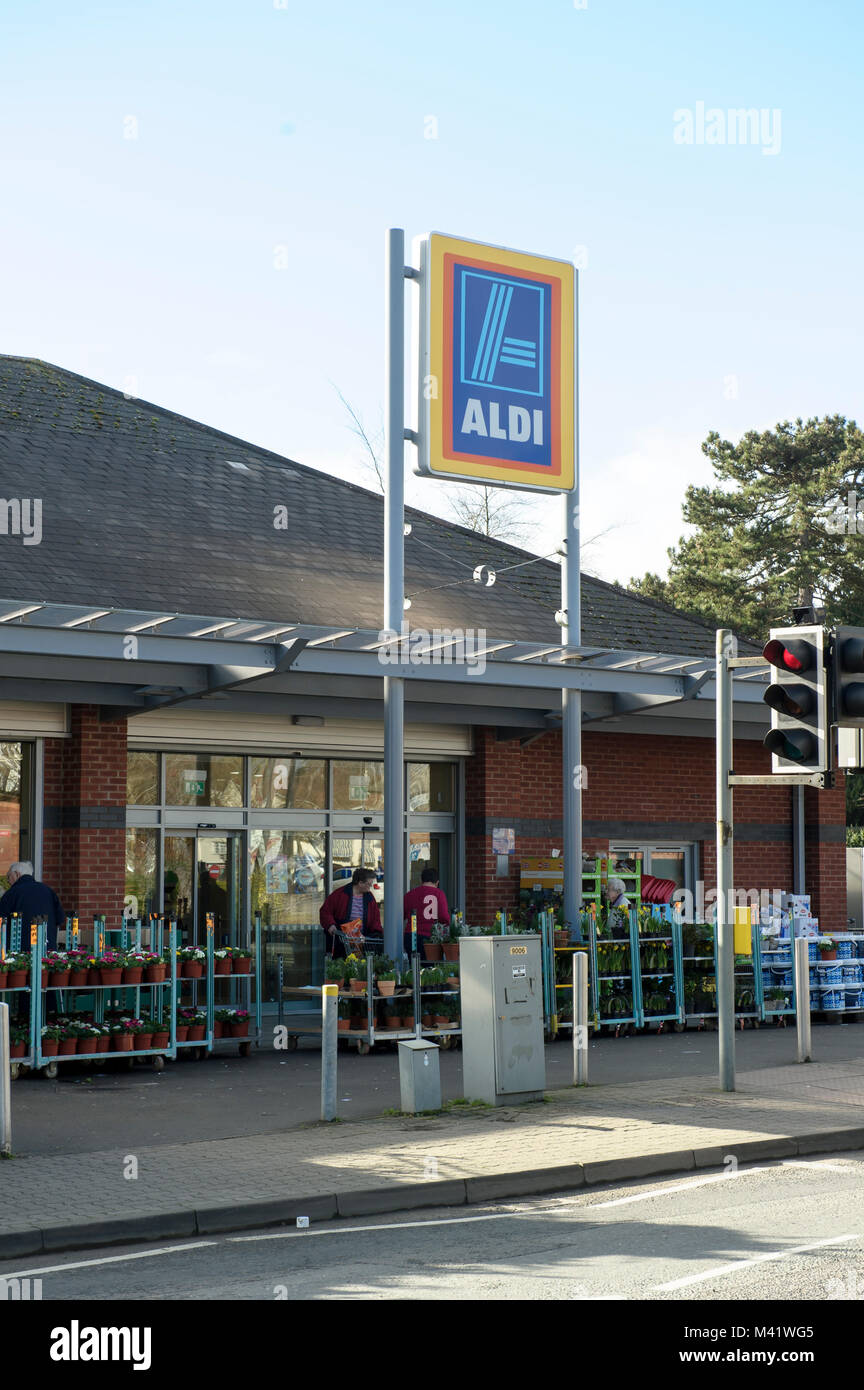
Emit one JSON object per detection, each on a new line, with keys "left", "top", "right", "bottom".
{"left": 408, "top": 762, "right": 454, "bottom": 812}
{"left": 251, "top": 829, "right": 327, "bottom": 1000}
{"left": 0, "top": 742, "right": 32, "bottom": 887}
{"left": 332, "top": 760, "right": 384, "bottom": 812}
{"left": 125, "top": 828, "right": 159, "bottom": 920}
{"left": 127, "top": 751, "right": 159, "bottom": 805}
{"left": 164, "top": 754, "right": 244, "bottom": 807}
{"left": 250, "top": 757, "right": 326, "bottom": 810}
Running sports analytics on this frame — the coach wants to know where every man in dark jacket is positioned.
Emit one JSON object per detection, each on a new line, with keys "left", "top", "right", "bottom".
{"left": 0, "top": 862, "right": 65, "bottom": 951}
{"left": 319, "top": 868, "right": 383, "bottom": 958}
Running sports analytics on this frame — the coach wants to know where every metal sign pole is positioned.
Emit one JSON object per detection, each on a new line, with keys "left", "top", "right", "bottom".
{"left": 383, "top": 227, "right": 407, "bottom": 965}
{"left": 794, "top": 936, "right": 812, "bottom": 1062}
{"left": 562, "top": 270, "right": 582, "bottom": 941}
{"left": 716, "top": 629, "right": 736, "bottom": 1091}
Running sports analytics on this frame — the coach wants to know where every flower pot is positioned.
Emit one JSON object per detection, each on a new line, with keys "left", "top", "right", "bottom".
{"left": 187, "top": 1025, "right": 206, "bottom": 1042}
{"left": 112, "top": 1034, "right": 133, "bottom": 1052}
{"left": 41, "top": 969, "right": 48, "bottom": 989}
{"left": 58, "top": 1038, "right": 78, "bottom": 1055}
{"left": 820, "top": 951, "right": 837, "bottom": 961}
{"left": 77, "top": 1037, "right": 98, "bottom": 1055}
{"left": 433, "top": 1016, "right": 449, "bottom": 1028}
{"left": 214, "top": 958, "right": 232, "bottom": 976}
{"left": 137, "top": 1034, "right": 153, "bottom": 1051}
{"left": 337, "top": 1019, "right": 351, "bottom": 1032}
{"left": 87, "top": 968, "right": 100, "bottom": 985}
{"left": 442, "top": 943, "right": 459, "bottom": 961}
{"left": 229, "top": 1021, "right": 249, "bottom": 1038}
{"left": 152, "top": 1031, "right": 170, "bottom": 1049}
{"left": 351, "top": 1016, "right": 368, "bottom": 1031}
{"left": 145, "top": 965, "right": 166, "bottom": 983}
{"left": 212, "top": 1020, "right": 224, "bottom": 1038}
{"left": 385, "top": 1016, "right": 401, "bottom": 1030}
{"left": 446, "top": 977, "right": 459, "bottom": 991}
{"left": 401, "top": 1017, "right": 415, "bottom": 1030}
{"left": 69, "top": 969, "right": 89, "bottom": 987}
{"left": 378, "top": 980, "right": 396, "bottom": 996}
{"left": 182, "top": 962, "right": 204, "bottom": 979}
{"left": 6, "top": 971, "right": 27, "bottom": 989}
{"left": 175, "top": 1025, "right": 190, "bottom": 1043}
{"left": 41, "top": 1040, "right": 59, "bottom": 1057}
{"left": 232, "top": 957, "right": 252, "bottom": 974}
{"left": 100, "top": 968, "right": 122, "bottom": 986}
{"left": 423, "top": 943, "right": 443, "bottom": 961}
{"left": 10, "top": 1041, "right": 26, "bottom": 1058}
{"left": 96, "top": 1036, "right": 110, "bottom": 1053}
{"left": 122, "top": 967, "right": 144, "bottom": 985}
{"left": 421, "top": 1014, "right": 433, "bottom": 1027}
{"left": 349, "top": 980, "right": 366, "bottom": 994}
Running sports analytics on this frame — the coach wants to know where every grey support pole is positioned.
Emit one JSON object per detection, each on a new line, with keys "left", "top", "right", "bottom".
{"left": 0, "top": 1002, "right": 11, "bottom": 1156}
{"left": 794, "top": 937, "right": 812, "bottom": 1063}
{"left": 716, "top": 630, "right": 735, "bottom": 1092}
{"left": 572, "top": 949, "right": 588, "bottom": 1084}
{"left": 383, "top": 227, "right": 406, "bottom": 964}
{"left": 321, "top": 984, "right": 338, "bottom": 1121}
{"left": 562, "top": 271, "right": 582, "bottom": 941}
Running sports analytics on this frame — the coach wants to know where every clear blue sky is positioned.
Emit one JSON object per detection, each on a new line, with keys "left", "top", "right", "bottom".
{"left": 2, "top": 0, "right": 862, "bottom": 585}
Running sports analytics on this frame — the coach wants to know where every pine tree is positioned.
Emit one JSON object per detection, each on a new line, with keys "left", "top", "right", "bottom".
{"left": 630, "top": 415, "right": 864, "bottom": 638}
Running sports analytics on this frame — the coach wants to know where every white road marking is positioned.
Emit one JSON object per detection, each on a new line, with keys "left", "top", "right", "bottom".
{"left": 229, "top": 1208, "right": 567, "bottom": 1241}
{"left": 0, "top": 1240, "right": 218, "bottom": 1280}
{"left": 653, "top": 1233, "right": 861, "bottom": 1291}
{"left": 781, "top": 1160, "right": 857, "bottom": 1172}
{"left": 589, "top": 1166, "right": 773, "bottom": 1209}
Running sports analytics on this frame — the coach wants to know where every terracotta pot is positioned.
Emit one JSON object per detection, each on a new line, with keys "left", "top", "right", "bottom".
{"left": 337, "top": 1018, "right": 351, "bottom": 1032}
{"left": 6, "top": 971, "right": 27, "bottom": 989}
{"left": 112, "top": 1034, "right": 133, "bottom": 1052}
{"left": 175, "top": 1025, "right": 190, "bottom": 1042}
{"left": 48, "top": 970, "right": 70, "bottom": 987}
{"left": 385, "top": 1016, "right": 401, "bottom": 1030}
{"left": 378, "top": 980, "right": 396, "bottom": 996}
{"left": 152, "top": 1031, "right": 170, "bottom": 1050}
{"left": 10, "top": 1041, "right": 26, "bottom": 1058}
{"left": 100, "top": 968, "right": 122, "bottom": 986}
{"left": 232, "top": 957, "right": 252, "bottom": 974}
{"left": 820, "top": 951, "right": 837, "bottom": 961}
{"left": 96, "top": 1036, "right": 110, "bottom": 1053}
{"left": 77, "top": 1037, "right": 98, "bottom": 1055}
{"left": 41, "top": 1040, "right": 59, "bottom": 1057}
{"left": 87, "top": 968, "right": 100, "bottom": 985}
{"left": 137, "top": 1034, "right": 153, "bottom": 1051}
{"left": 122, "top": 968, "right": 143, "bottom": 985}
{"left": 349, "top": 980, "right": 366, "bottom": 994}
{"left": 446, "top": 977, "right": 459, "bottom": 991}
{"left": 214, "top": 958, "right": 232, "bottom": 976}
{"left": 58, "top": 1038, "right": 78, "bottom": 1055}
{"left": 69, "top": 970, "right": 89, "bottom": 987}
{"left": 229, "top": 1021, "right": 249, "bottom": 1038}
{"left": 145, "top": 965, "right": 166, "bottom": 983}
{"left": 212, "top": 1020, "right": 224, "bottom": 1038}
{"left": 401, "top": 1017, "right": 415, "bottom": 1030}
{"left": 421, "top": 1014, "right": 433, "bottom": 1027}
{"left": 351, "top": 1016, "right": 368, "bottom": 1031}
{"left": 182, "top": 962, "right": 204, "bottom": 979}
{"left": 41, "top": 969, "right": 48, "bottom": 989}
{"left": 423, "top": 943, "right": 443, "bottom": 961}
{"left": 187, "top": 1025, "right": 206, "bottom": 1042}
{"left": 433, "top": 1016, "right": 449, "bottom": 1028}
{"left": 442, "top": 943, "right": 459, "bottom": 961}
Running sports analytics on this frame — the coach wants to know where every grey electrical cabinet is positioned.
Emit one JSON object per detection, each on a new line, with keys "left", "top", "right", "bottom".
{"left": 460, "top": 935, "right": 545, "bottom": 1106}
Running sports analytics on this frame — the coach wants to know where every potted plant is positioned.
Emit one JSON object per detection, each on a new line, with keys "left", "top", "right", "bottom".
{"left": 337, "top": 997, "right": 352, "bottom": 1032}
{"left": 151, "top": 1019, "right": 170, "bottom": 1050}
{"left": 376, "top": 958, "right": 397, "bottom": 997}
{"left": 325, "top": 958, "right": 345, "bottom": 986}
{"left": 143, "top": 952, "right": 167, "bottom": 983}
{"left": 345, "top": 955, "right": 366, "bottom": 994}
{"left": 186, "top": 1011, "right": 207, "bottom": 1042}
{"left": 213, "top": 947, "right": 232, "bottom": 977}
{"left": 110, "top": 1021, "right": 134, "bottom": 1052}
{"left": 423, "top": 924, "right": 445, "bottom": 962}
{"left": 67, "top": 950, "right": 91, "bottom": 987}
{"left": 442, "top": 922, "right": 460, "bottom": 962}
{"left": 175, "top": 1012, "right": 190, "bottom": 1043}
{"left": 445, "top": 962, "right": 460, "bottom": 991}
{"left": 818, "top": 937, "right": 837, "bottom": 962}
{"left": 97, "top": 952, "right": 123, "bottom": 986}
{"left": 9, "top": 1023, "right": 29, "bottom": 1058}
{"left": 228, "top": 1008, "right": 250, "bottom": 1039}
{"left": 41, "top": 1024, "right": 61, "bottom": 1057}
{"left": 93, "top": 1023, "right": 111, "bottom": 1053}
{"left": 135, "top": 1017, "right": 155, "bottom": 1050}
{"left": 765, "top": 987, "right": 787, "bottom": 1013}
{"left": 231, "top": 946, "right": 253, "bottom": 976}
{"left": 76, "top": 1022, "right": 101, "bottom": 1055}
{"left": 58, "top": 1023, "right": 78, "bottom": 1056}
{"left": 4, "top": 953, "right": 29, "bottom": 989}
{"left": 213, "top": 1007, "right": 233, "bottom": 1039}
{"left": 178, "top": 947, "right": 206, "bottom": 979}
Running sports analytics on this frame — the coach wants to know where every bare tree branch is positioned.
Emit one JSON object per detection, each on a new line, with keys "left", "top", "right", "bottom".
{"left": 332, "top": 385, "right": 385, "bottom": 493}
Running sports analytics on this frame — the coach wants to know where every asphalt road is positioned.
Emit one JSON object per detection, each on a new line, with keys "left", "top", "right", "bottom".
{"left": 9, "top": 1016, "right": 864, "bottom": 1158}
{"left": 3, "top": 1154, "right": 863, "bottom": 1304}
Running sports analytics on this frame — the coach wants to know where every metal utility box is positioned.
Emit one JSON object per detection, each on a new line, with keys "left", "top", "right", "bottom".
{"left": 398, "top": 1038, "right": 441, "bottom": 1113}
{"left": 460, "top": 936, "right": 545, "bottom": 1106}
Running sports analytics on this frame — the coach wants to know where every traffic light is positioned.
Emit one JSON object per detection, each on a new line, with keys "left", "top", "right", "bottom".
{"left": 762, "top": 626, "right": 829, "bottom": 772}
{"left": 832, "top": 625, "right": 864, "bottom": 727}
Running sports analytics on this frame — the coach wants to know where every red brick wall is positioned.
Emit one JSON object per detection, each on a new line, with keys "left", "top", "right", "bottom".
{"left": 464, "top": 727, "right": 847, "bottom": 931}
{"left": 42, "top": 706, "right": 128, "bottom": 929}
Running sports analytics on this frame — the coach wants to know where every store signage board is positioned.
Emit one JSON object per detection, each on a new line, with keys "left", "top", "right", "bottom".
{"left": 415, "top": 232, "right": 575, "bottom": 493}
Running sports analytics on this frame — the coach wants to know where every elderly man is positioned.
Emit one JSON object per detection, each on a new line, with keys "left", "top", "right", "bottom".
{"left": 0, "top": 862, "right": 65, "bottom": 951}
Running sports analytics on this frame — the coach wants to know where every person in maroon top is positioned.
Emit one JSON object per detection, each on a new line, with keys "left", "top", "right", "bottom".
{"left": 403, "top": 866, "right": 450, "bottom": 956}
{"left": 320, "top": 867, "right": 383, "bottom": 958}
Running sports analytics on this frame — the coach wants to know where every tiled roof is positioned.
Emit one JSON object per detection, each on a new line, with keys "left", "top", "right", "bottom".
{"left": 0, "top": 356, "right": 730, "bottom": 659}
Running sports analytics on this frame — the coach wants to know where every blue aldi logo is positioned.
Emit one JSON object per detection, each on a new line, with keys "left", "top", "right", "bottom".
{"left": 453, "top": 264, "right": 552, "bottom": 469}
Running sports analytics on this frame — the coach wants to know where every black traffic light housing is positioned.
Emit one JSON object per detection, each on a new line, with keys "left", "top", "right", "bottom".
{"left": 762, "top": 626, "right": 829, "bottom": 772}
{"left": 832, "top": 625, "right": 864, "bottom": 727}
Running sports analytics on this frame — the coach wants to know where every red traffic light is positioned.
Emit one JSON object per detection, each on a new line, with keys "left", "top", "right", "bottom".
{"left": 762, "top": 638, "right": 813, "bottom": 673}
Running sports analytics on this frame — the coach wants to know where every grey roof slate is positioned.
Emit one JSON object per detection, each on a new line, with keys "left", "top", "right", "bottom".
{"left": 0, "top": 356, "right": 730, "bottom": 659}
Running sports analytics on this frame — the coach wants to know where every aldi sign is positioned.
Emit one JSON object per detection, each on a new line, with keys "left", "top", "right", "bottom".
{"left": 415, "top": 232, "right": 575, "bottom": 493}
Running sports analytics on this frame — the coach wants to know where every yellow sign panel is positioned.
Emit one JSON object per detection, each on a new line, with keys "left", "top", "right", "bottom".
{"left": 416, "top": 232, "right": 575, "bottom": 493}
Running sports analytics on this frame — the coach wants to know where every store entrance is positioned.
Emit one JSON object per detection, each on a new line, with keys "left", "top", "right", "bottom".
{"left": 163, "top": 831, "right": 243, "bottom": 947}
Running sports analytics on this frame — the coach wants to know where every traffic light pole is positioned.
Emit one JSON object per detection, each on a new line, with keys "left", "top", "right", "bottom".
{"left": 716, "top": 631, "right": 736, "bottom": 1093}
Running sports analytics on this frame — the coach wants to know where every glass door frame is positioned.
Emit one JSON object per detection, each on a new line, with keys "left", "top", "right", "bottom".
{"left": 162, "top": 826, "right": 248, "bottom": 946}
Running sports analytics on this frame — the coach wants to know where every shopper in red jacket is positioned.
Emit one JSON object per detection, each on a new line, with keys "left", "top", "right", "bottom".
{"left": 403, "top": 867, "right": 450, "bottom": 956}
{"left": 320, "top": 868, "right": 382, "bottom": 957}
